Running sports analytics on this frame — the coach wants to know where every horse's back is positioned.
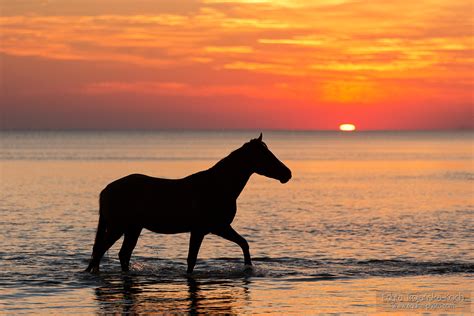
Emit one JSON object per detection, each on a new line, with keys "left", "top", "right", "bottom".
{"left": 104, "top": 173, "right": 176, "bottom": 191}
{"left": 102, "top": 174, "right": 179, "bottom": 201}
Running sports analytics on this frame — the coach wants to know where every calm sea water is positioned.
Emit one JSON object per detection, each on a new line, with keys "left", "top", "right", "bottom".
{"left": 1, "top": 131, "right": 472, "bottom": 314}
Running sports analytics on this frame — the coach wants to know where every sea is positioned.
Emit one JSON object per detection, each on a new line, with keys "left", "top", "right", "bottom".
{"left": 0, "top": 131, "right": 472, "bottom": 314}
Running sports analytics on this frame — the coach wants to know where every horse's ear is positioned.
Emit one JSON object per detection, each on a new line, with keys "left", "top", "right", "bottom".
{"left": 258, "top": 133, "right": 263, "bottom": 141}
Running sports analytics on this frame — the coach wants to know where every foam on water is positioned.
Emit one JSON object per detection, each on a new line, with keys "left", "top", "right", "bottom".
{"left": 2, "top": 254, "right": 473, "bottom": 296}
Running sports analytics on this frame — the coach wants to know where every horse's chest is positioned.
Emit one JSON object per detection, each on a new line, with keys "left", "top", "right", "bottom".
{"left": 194, "top": 198, "right": 237, "bottom": 225}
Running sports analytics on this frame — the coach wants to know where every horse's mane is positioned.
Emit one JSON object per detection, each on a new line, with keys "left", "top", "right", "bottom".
{"left": 210, "top": 142, "right": 250, "bottom": 172}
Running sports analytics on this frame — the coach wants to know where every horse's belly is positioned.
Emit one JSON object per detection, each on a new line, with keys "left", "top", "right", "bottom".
{"left": 144, "top": 222, "right": 190, "bottom": 234}
{"left": 102, "top": 185, "right": 190, "bottom": 222}
{"left": 141, "top": 207, "right": 195, "bottom": 233}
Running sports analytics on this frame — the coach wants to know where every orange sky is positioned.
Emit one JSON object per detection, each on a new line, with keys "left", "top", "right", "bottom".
{"left": 1, "top": 0, "right": 472, "bottom": 130}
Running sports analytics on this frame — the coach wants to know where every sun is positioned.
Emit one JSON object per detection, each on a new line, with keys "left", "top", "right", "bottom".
{"left": 339, "top": 123, "right": 356, "bottom": 132}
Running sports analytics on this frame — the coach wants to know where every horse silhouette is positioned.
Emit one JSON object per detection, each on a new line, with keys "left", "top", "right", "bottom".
{"left": 85, "top": 133, "right": 292, "bottom": 274}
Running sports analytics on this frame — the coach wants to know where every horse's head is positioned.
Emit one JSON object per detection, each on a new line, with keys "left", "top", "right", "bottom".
{"left": 245, "top": 133, "right": 292, "bottom": 183}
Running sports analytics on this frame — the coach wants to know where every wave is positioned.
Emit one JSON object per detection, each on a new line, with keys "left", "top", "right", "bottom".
{"left": 443, "top": 171, "right": 474, "bottom": 181}
{"left": 0, "top": 155, "right": 217, "bottom": 161}
{"left": 2, "top": 255, "right": 472, "bottom": 301}
{"left": 116, "top": 256, "right": 474, "bottom": 280}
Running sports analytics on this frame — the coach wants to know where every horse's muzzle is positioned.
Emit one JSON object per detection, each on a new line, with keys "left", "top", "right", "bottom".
{"left": 280, "top": 169, "right": 292, "bottom": 184}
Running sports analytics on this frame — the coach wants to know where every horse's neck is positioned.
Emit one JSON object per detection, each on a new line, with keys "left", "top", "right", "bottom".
{"left": 211, "top": 150, "right": 253, "bottom": 200}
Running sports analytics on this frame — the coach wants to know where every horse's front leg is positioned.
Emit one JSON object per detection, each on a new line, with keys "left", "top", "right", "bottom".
{"left": 212, "top": 225, "right": 252, "bottom": 265}
{"left": 187, "top": 231, "right": 205, "bottom": 274}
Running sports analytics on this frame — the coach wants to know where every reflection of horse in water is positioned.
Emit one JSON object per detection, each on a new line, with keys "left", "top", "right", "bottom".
{"left": 85, "top": 134, "right": 291, "bottom": 274}
{"left": 94, "top": 274, "right": 251, "bottom": 314}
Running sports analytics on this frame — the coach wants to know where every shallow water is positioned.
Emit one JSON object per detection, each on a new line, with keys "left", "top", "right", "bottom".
{"left": 1, "top": 131, "right": 473, "bottom": 314}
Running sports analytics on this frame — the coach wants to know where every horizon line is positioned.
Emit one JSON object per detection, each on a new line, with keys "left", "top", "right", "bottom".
{"left": 0, "top": 128, "right": 473, "bottom": 133}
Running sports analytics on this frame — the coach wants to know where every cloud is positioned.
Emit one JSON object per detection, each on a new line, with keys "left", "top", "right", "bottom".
{"left": 82, "top": 80, "right": 304, "bottom": 101}
{"left": 1, "top": 0, "right": 472, "bottom": 130}
{"left": 1, "top": 1, "right": 471, "bottom": 81}
{"left": 258, "top": 38, "right": 324, "bottom": 46}
{"left": 204, "top": 46, "right": 254, "bottom": 53}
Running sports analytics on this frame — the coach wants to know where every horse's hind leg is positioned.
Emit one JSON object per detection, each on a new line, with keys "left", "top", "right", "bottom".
{"left": 87, "top": 227, "right": 123, "bottom": 273}
{"left": 187, "top": 231, "right": 205, "bottom": 274}
{"left": 119, "top": 227, "right": 142, "bottom": 272}
{"left": 212, "top": 226, "right": 252, "bottom": 265}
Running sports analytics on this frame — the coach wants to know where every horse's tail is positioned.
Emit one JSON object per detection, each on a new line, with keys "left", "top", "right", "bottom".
{"left": 93, "top": 193, "right": 108, "bottom": 254}
{"left": 85, "top": 194, "right": 107, "bottom": 272}
{"left": 92, "top": 214, "right": 106, "bottom": 253}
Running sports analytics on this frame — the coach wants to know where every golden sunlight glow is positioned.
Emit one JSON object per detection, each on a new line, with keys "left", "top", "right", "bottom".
{"left": 321, "top": 80, "right": 381, "bottom": 103}
{"left": 339, "top": 124, "right": 356, "bottom": 132}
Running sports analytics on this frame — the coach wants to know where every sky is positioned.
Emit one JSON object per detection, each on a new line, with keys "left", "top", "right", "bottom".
{"left": 1, "top": 0, "right": 473, "bottom": 130}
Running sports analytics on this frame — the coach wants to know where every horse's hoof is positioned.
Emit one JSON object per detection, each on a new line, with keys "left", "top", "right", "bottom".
{"left": 91, "top": 267, "right": 100, "bottom": 274}
{"left": 244, "top": 264, "right": 253, "bottom": 271}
